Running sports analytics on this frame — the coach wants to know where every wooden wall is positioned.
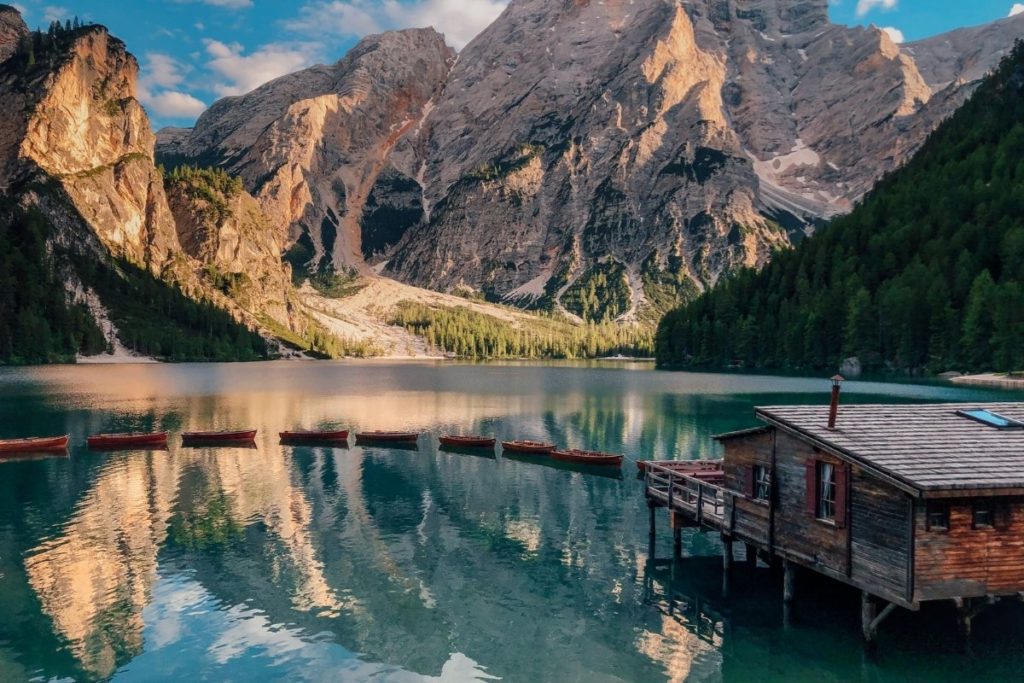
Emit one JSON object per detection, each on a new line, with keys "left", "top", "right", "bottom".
{"left": 915, "top": 498, "right": 1024, "bottom": 601}
{"left": 772, "top": 432, "right": 850, "bottom": 577}
{"left": 723, "top": 429, "right": 913, "bottom": 606}
{"left": 849, "top": 467, "right": 912, "bottom": 602}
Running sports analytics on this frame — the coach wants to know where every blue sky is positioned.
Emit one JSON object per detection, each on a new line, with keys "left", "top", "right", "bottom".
{"left": 9, "top": 1, "right": 1024, "bottom": 129}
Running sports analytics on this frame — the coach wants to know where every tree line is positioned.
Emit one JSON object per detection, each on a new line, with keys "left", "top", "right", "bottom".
{"left": 656, "top": 42, "right": 1024, "bottom": 376}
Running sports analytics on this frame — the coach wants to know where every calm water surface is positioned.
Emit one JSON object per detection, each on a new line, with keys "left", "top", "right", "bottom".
{"left": 0, "top": 361, "right": 1023, "bottom": 682}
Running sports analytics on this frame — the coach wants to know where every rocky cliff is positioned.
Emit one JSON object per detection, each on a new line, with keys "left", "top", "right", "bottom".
{"left": 0, "top": 4, "right": 26, "bottom": 63}
{"left": 0, "top": 13, "right": 305, "bottom": 356}
{"left": 159, "top": 29, "right": 455, "bottom": 275}
{"left": 160, "top": 0, "right": 1023, "bottom": 321}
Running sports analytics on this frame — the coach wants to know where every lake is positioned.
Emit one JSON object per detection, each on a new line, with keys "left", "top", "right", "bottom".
{"left": 1, "top": 361, "right": 1023, "bottom": 682}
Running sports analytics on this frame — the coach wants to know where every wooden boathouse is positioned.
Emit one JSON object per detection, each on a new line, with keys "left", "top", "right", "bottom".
{"left": 644, "top": 386, "right": 1024, "bottom": 644}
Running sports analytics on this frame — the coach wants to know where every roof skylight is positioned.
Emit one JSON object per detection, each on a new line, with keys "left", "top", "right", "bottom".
{"left": 956, "top": 409, "right": 1024, "bottom": 430}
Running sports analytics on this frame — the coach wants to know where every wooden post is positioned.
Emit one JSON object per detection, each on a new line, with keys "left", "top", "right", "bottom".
{"left": 648, "top": 499, "right": 657, "bottom": 560}
{"left": 783, "top": 559, "right": 796, "bottom": 604}
{"left": 861, "top": 592, "right": 877, "bottom": 643}
{"left": 673, "top": 524, "right": 683, "bottom": 560}
{"left": 722, "top": 535, "right": 734, "bottom": 574}
{"left": 956, "top": 598, "right": 974, "bottom": 647}
{"left": 744, "top": 542, "right": 758, "bottom": 567}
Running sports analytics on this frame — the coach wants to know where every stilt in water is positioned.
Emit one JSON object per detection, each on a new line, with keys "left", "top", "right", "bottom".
{"left": 782, "top": 559, "right": 796, "bottom": 627}
{"left": 722, "top": 535, "right": 734, "bottom": 597}
{"left": 673, "top": 525, "right": 682, "bottom": 560}
{"left": 744, "top": 542, "right": 758, "bottom": 567}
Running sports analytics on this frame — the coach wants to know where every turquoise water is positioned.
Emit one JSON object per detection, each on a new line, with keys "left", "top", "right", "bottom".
{"left": 0, "top": 361, "right": 1022, "bottom": 682}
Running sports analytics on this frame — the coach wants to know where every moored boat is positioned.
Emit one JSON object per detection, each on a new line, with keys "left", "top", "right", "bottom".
{"left": 501, "top": 440, "right": 556, "bottom": 455}
{"left": 0, "top": 435, "right": 70, "bottom": 454}
{"left": 280, "top": 430, "right": 350, "bottom": 443}
{"left": 182, "top": 430, "right": 257, "bottom": 444}
{"left": 355, "top": 431, "right": 420, "bottom": 444}
{"left": 439, "top": 435, "right": 496, "bottom": 448}
{"left": 87, "top": 431, "right": 169, "bottom": 450}
{"left": 552, "top": 449, "right": 624, "bottom": 467}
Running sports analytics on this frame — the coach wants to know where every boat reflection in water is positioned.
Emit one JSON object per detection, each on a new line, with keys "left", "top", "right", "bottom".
{"left": 2, "top": 362, "right": 1024, "bottom": 682}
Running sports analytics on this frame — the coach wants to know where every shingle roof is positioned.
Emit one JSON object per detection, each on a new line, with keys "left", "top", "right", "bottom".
{"left": 755, "top": 403, "right": 1024, "bottom": 494}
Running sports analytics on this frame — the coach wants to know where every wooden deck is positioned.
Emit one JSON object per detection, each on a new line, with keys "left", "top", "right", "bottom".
{"left": 644, "top": 461, "right": 730, "bottom": 532}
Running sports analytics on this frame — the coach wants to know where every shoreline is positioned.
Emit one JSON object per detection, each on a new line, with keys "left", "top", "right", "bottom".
{"left": 950, "top": 373, "right": 1024, "bottom": 390}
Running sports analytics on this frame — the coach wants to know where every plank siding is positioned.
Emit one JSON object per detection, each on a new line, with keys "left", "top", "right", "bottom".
{"left": 721, "top": 431, "right": 772, "bottom": 547}
{"left": 770, "top": 433, "right": 849, "bottom": 576}
{"left": 849, "top": 466, "right": 911, "bottom": 603}
{"left": 915, "top": 498, "right": 1024, "bottom": 601}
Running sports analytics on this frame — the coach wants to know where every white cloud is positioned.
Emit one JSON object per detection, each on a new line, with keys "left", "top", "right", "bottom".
{"left": 42, "top": 5, "right": 69, "bottom": 23}
{"left": 856, "top": 0, "right": 897, "bottom": 17}
{"left": 881, "top": 26, "right": 905, "bottom": 43}
{"left": 143, "top": 91, "right": 209, "bottom": 118}
{"left": 286, "top": 0, "right": 509, "bottom": 51}
{"left": 138, "top": 52, "right": 208, "bottom": 119}
{"left": 1010, "top": 4, "right": 1024, "bottom": 17}
{"left": 203, "top": 40, "right": 322, "bottom": 96}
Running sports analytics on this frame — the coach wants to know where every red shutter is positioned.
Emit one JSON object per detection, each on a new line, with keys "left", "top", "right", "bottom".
{"left": 835, "top": 465, "right": 849, "bottom": 529}
{"left": 744, "top": 465, "right": 756, "bottom": 498}
{"left": 805, "top": 459, "right": 817, "bottom": 516}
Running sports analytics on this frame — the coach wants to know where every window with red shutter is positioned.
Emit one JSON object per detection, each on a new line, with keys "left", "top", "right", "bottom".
{"left": 805, "top": 459, "right": 817, "bottom": 516}
{"left": 834, "top": 465, "right": 849, "bottom": 528}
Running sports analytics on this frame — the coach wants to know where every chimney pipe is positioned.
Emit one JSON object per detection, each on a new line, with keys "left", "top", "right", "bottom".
{"left": 828, "top": 375, "right": 844, "bottom": 430}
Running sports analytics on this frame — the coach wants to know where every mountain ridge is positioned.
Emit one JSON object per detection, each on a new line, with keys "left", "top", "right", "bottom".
{"left": 159, "top": 0, "right": 1024, "bottom": 323}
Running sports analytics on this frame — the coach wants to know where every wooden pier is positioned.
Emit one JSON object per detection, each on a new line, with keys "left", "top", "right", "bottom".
{"left": 644, "top": 397, "right": 1024, "bottom": 648}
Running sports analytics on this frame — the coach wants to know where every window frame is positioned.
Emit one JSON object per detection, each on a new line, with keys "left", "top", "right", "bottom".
{"left": 754, "top": 465, "right": 772, "bottom": 502}
{"left": 817, "top": 461, "right": 837, "bottom": 522}
{"left": 926, "top": 501, "right": 950, "bottom": 532}
{"left": 972, "top": 500, "right": 995, "bottom": 530}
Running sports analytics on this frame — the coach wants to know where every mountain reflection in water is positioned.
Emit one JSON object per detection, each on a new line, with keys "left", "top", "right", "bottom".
{"left": 0, "top": 361, "right": 1022, "bottom": 682}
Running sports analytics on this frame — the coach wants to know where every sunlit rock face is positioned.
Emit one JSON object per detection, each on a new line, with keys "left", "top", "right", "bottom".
{"left": 0, "top": 4, "right": 27, "bottom": 63}
{"left": 5, "top": 27, "right": 180, "bottom": 272}
{"left": 159, "top": 0, "right": 1023, "bottom": 309}
{"left": 159, "top": 28, "right": 456, "bottom": 273}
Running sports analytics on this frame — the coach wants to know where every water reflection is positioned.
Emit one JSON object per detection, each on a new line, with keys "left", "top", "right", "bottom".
{"left": 0, "top": 362, "right": 1021, "bottom": 682}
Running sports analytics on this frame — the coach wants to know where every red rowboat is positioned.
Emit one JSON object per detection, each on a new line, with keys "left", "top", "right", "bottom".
{"left": 87, "top": 432, "right": 169, "bottom": 449}
{"left": 440, "top": 435, "right": 496, "bottom": 448}
{"left": 356, "top": 431, "right": 420, "bottom": 443}
{"left": 0, "top": 435, "right": 70, "bottom": 454}
{"left": 552, "top": 449, "right": 624, "bottom": 467}
{"left": 182, "top": 430, "right": 257, "bottom": 444}
{"left": 501, "top": 440, "right": 556, "bottom": 455}
{"left": 280, "top": 430, "right": 350, "bottom": 442}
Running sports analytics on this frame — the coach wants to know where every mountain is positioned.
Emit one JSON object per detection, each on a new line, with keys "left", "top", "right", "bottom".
{"left": 655, "top": 41, "right": 1024, "bottom": 375}
{"left": 0, "top": 14, "right": 307, "bottom": 361}
{"left": 160, "top": 0, "right": 1024, "bottom": 322}
{"left": 158, "top": 29, "right": 455, "bottom": 275}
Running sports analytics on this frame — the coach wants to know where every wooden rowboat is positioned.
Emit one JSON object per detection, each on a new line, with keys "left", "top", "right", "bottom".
{"left": 355, "top": 431, "right": 420, "bottom": 444}
{"left": 552, "top": 449, "right": 624, "bottom": 467}
{"left": 501, "top": 440, "right": 556, "bottom": 455}
{"left": 440, "top": 435, "right": 496, "bottom": 448}
{"left": 87, "top": 432, "right": 169, "bottom": 450}
{"left": 182, "top": 430, "right": 257, "bottom": 444}
{"left": 0, "top": 435, "right": 70, "bottom": 454}
{"left": 280, "top": 430, "right": 350, "bottom": 443}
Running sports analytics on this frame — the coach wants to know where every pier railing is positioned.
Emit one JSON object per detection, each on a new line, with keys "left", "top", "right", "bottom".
{"left": 644, "top": 462, "right": 728, "bottom": 530}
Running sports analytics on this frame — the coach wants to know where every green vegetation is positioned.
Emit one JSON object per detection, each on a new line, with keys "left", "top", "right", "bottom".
{"left": 470, "top": 144, "right": 545, "bottom": 181}
{"left": 168, "top": 493, "right": 243, "bottom": 551}
{"left": 389, "top": 301, "right": 653, "bottom": 359}
{"left": 9, "top": 17, "right": 98, "bottom": 78}
{"left": 74, "top": 255, "right": 269, "bottom": 362}
{"left": 307, "top": 267, "right": 368, "bottom": 299}
{"left": 656, "top": 42, "right": 1024, "bottom": 375}
{"left": 0, "top": 205, "right": 107, "bottom": 364}
{"left": 641, "top": 252, "right": 700, "bottom": 323}
{"left": 163, "top": 165, "right": 244, "bottom": 225}
{"left": 562, "top": 260, "right": 631, "bottom": 323}
{"left": 258, "top": 314, "right": 381, "bottom": 359}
